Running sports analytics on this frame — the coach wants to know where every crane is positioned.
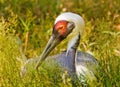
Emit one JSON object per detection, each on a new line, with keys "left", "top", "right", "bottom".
{"left": 20, "top": 12, "right": 98, "bottom": 82}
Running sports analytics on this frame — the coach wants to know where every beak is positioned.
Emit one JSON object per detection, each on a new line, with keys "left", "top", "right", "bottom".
{"left": 35, "top": 35, "right": 61, "bottom": 69}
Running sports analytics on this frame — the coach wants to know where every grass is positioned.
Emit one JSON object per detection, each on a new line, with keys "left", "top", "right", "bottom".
{"left": 0, "top": 0, "right": 120, "bottom": 86}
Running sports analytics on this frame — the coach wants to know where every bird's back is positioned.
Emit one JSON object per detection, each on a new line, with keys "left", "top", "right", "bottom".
{"left": 47, "top": 51, "right": 98, "bottom": 66}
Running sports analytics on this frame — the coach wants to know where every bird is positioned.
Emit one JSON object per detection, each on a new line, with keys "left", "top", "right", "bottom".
{"left": 20, "top": 12, "right": 99, "bottom": 82}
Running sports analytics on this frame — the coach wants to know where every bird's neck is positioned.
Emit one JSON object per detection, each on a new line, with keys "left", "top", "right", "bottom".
{"left": 65, "top": 34, "right": 80, "bottom": 75}
{"left": 67, "top": 34, "right": 80, "bottom": 53}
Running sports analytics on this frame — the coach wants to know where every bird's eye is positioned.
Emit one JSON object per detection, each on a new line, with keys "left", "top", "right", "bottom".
{"left": 57, "top": 25, "right": 66, "bottom": 35}
{"left": 58, "top": 25, "right": 64, "bottom": 30}
{"left": 58, "top": 25, "right": 64, "bottom": 31}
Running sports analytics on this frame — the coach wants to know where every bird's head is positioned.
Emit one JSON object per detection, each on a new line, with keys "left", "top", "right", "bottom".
{"left": 54, "top": 12, "right": 85, "bottom": 39}
{"left": 35, "top": 12, "right": 85, "bottom": 69}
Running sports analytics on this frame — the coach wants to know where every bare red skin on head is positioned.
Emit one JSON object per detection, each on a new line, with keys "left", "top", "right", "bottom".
{"left": 54, "top": 20, "right": 68, "bottom": 35}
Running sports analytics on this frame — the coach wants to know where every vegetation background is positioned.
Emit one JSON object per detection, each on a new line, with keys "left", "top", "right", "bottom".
{"left": 0, "top": 0, "right": 120, "bottom": 86}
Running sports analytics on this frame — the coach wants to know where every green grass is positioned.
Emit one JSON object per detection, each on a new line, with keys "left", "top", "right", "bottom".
{"left": 0, "top": 0, "right": 120, "bottom": 86}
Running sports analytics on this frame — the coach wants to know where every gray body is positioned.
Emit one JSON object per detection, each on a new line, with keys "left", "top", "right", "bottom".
{"left": 49, "top": 51, "right": 97, "bottom": 67}
{"left": 47, "top": 50, "right": 98, "bottom": 76}
{"left": 20, "top": 50, "right": 98, "bottom": 84}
